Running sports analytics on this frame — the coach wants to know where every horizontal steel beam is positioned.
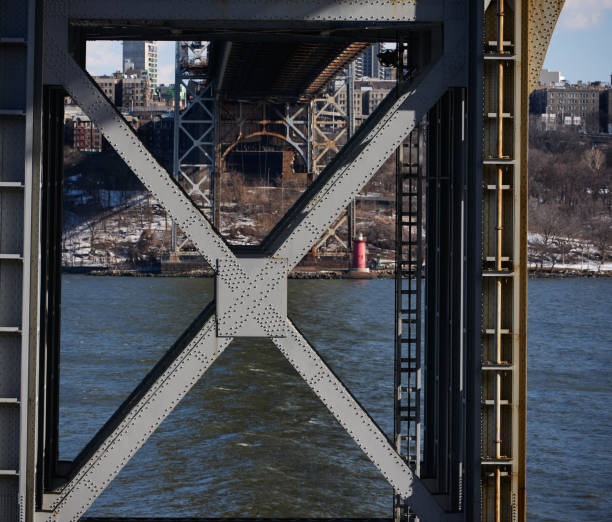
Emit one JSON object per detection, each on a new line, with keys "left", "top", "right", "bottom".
{"left": 65, "top": 0, "right": 444, "bottom": 22}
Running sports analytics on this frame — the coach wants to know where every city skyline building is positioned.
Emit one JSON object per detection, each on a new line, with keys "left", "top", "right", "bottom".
{"left": 123, "top": 41, "right": 158, "bottom": 91}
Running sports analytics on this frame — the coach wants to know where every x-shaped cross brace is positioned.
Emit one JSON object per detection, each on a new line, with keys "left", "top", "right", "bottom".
{"left": 39, "top": 39, "right": 453, "bottom": 521}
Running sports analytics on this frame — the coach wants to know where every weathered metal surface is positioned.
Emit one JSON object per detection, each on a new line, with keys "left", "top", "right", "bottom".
{"left": 0, "top": 0, "right": 38, "bottom": 520}
{"left": 216, "top": 257, "right": 287, "bottom": 338}
{"left": 527, "top": 0, "right": 565, "bottom": 93}
{"left": 65, "top": 0, "right": 445, "bottom": 22}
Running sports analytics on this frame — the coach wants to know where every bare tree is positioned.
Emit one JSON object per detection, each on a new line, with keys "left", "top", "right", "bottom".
{"left": 87, "top": 220, "right": 99, "bottom": 258}
{"left": 591, "top": 219, "right": 611, "bottom": 271}
{"left": 529, "top": 199, "right": 563, "bottom": 268}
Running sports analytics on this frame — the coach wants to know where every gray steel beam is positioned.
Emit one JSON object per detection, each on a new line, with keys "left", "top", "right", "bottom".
{"left": 465, "top": 2, "right": 484, "bottom": 519}
{"left": 0, "top": 1, "right": 42, "bottom": 520}
{"left": 65, "top": 0, "right": 445, "bottom": 22}
{"left": 37, "top": 86, "right": 65, "bottom": 498}
{"left": 423, "top": 88, "right": 468, "bottom": 511}
{"left": 274, "top": 320, "right": 446, "bottom": 520}
{"left": 37, "top": 306, "right": 233, "bottom": 521}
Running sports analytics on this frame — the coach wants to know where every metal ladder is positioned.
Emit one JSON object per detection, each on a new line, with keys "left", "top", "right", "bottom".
{"left": 394, "top": 125, "right": 424, "bottom": 521}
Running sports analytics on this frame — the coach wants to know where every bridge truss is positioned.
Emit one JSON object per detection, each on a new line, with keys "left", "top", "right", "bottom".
{"left": 0, "top": 1, "right": 564, "bottom": 521}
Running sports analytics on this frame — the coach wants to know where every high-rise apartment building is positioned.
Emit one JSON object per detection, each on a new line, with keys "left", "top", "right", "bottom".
{"left": 122, "top": 41, "right": 158, "bottom": 91}
{"left": 352, "top": 43, "right": 393, "bottom": 80}
{"left": 362, "top": 44, "right": 381, "bottom": 79}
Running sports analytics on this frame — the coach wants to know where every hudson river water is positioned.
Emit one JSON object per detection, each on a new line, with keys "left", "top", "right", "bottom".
{"left": 59, "top": 275, "right": 612, "bottom": 520}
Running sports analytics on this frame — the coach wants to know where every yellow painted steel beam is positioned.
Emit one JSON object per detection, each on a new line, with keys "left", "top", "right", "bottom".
{"left": 482, "top": 1, "right": 565, "bottom": 520}
{"left": 527, "top": 0, "right": 566, "bottom": 93}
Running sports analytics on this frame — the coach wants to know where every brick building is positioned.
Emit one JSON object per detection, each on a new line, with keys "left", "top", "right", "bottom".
{"left": 336, "top": 88, "right": 365, "bottom": 126}
{"left": 137, "top": 114, "right": 174, "bottom": 169}
{"left": 360, "top": 80, "right": 395, "bottom": 116}
{"left": 94, "top": 75, "right": 120, "bottom": 104}
{"left": 117, "top": 72, "right": 152, "bottom": 110}
{"left": 65, "top": 115, "right": 104, "bottom": 152}
{"left": 530, "top": 83, "right": 605, "bottom": 131}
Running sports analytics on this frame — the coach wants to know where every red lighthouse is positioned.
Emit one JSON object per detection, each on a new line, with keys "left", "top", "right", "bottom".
{"left": 351, "top": 232, "right": 369, "bottom": 272}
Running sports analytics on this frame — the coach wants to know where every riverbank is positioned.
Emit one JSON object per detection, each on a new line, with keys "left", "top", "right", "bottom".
{"left": 62, "top": 266, "right": 612, "bottom": 278}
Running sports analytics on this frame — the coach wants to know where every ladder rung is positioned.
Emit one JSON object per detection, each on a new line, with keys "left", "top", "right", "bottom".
{"left": 481, "top": 458, "right": 514, "bottom": 466}
{"left": 400, "top": 338, "right": 418, "bottom": 343}
{"left": 0, "top": 181, "right": 24, "bottom": 189}
{"left": 483, "top": 271, "right": 515, "bottom": 278}
{"left": 482, "top": 363, "right": 514, "bottom": 371}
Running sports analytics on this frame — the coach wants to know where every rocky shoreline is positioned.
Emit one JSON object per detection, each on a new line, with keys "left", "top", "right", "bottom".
{"left": 62, "top": 266, "right": 611, "bottom": 279}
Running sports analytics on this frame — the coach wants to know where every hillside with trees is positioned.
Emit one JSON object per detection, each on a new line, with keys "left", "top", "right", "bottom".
{"left": 528, "top": 118, "right": 611, "bottom": 270}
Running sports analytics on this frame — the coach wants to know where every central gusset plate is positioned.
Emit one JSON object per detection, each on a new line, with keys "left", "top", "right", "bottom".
{"left": 216, "top": 257, "right": 288, "bottom": 338}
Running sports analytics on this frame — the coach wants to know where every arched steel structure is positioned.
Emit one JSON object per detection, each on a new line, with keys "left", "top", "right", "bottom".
{"left": 221, "top": 131, "right": 307, "bottom": 165}
{"left": 0, "top": 1, "right": 564, "bottom": 521}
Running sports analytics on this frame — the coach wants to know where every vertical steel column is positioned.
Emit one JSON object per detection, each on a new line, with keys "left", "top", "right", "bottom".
{"left": 465, "top": 0, "right": 484, "bottom": 519}
{"left": 481, "top": 0, "right": 525, "bottom": 519}
{"left": 37, "top": 87, "right": 65, "bottom": 500}
{"left": 171, "top": 41, "right": 216, "bottom": 251}
{"left": 423, "top": 88, "right": 468, "bottom": 512}
{"left": 346, "top": 62, "right": 356, "bottom": 262}
{"left": 171, "top": 42, "right": 180, "bottom": 252}
{"left": 213, "top": 99, "right": 221, "bottom": 228}
{"left": 0, "top": 1, "right": 42, "bottom": 519}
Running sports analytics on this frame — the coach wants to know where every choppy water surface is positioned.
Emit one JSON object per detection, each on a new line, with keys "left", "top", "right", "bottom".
{"left": 59, "top": 275, "right": 611, "bottom": 519}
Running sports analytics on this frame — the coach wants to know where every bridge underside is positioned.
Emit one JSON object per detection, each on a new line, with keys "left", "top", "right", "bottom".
{"left": 0, "top": 1, "right": 564, "bottom": 521}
